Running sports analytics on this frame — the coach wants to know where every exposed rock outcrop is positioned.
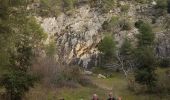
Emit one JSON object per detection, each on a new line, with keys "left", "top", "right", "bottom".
{"left": 156, "top": 32, "right": 170, "bottom": 58}
{"left": 37, "top": 5, "right": 112, "bottom": 68}
{"left": 36, "top": 1, "right": 170, "bottom": 68}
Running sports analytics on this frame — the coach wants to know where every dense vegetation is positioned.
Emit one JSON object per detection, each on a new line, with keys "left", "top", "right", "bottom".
{"left": 134, "top": 22, "right": 156, "bottom": 91}
{"left": 0, "top": 0, "right": 46, "bottom": 100}
{"left": 0, "top": 0, "right": 170, "bottom": 100}
{"left": 98, "top": 35, "right": 116, "bottom": 63}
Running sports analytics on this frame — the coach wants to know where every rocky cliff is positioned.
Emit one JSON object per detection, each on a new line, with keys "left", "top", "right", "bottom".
{"left": 35, "top": 1, "right": 170, "bottom": 68}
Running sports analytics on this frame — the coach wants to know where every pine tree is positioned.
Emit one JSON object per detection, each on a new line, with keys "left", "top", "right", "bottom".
{"left": 135, "top": 22, "right": 157, "bottom": 91}
{"left": 98, "top": 35, "right": 116, "bottom": 63}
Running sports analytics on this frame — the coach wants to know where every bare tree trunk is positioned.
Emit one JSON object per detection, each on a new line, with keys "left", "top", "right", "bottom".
{"left": 116, "top": 53, "right": 128, "bottom": 79}
{"left": 116, "top": 53, "right": 136, "bottom": 90}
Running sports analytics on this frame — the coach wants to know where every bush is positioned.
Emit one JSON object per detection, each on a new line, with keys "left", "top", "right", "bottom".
{"left": 159, "top": 58, "right": 170, "bottom": 68}
{"left": 0, "top": 71, "right": 37, "bottom": 100}
{"left": 98, "top": 36, "right": 116, "bottom": 61}
{"left": 155, "top": 0, "right": 168, "bottom": 16}
{"left": 156, "top": 0, "right": 168, "bottom": 10}
{"left": 38, "top": 0, "right": 62, "bottom": 17}
{"left": 38, "top": 0, "right": 78, "bottom": 17}
{"left": 45, "top": 40, "right": 57, "bottom": 58}
{"left": 32, "top": 58, "right": 91, "bottom": 88}
{"left": 155, "top": 69, "right": 170, "bottom": 93}
{"left": 89, "top": 0, "right": 115, "bottom": 12}
{"left": 120, "top": 20, "right": 132, "bottom": 31}
{"left": 135, "top": 22, "right": 157, "bottom": 92}
{"left": 102, "top": 21, "right": 110, "bottom": 31}
{"left": 135, "top": 20, "right": 144, "bottom": 28}
{"left": 121, "top": 4, "right": 130, "bottom": 13}
{"left": 168, "top": 0, "right": 170, "bottom": 13}
{"left": 101, "top": 0, "right": 116, "bottom": 12}
{"left": 102, "top": 16, "right": 119, "bottom": 32}
{"left": 51, "top": 65, "right": 91, "bottom": 87}
{"left": 137, "top": 22, "right": 155, "bottom": 46}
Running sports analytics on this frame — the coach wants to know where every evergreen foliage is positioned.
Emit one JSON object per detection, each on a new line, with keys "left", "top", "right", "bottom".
{"left": 155, "top": 0, "right": 168, "bottom": 15}
{"left": 0, "top": 0, "right": 46, "bottom": 99}
{"left": 0, "top": 71, "right": 37, "bottom": 100}
{"left": 168, "top": 0, "right": 170, "bottom": 13}
{"left": 156, "top": 0, "right": 168, "bottom": 10}
{"left": 137, "top": 23, "right": 155, "bottom": 47}
{"left": 98, "top": 36, "right": 116, "bottom": 62}
{"left": 135, "top": 22, "right": 157, "bottom": 91}
{"left": 120, "top": 38, "right": 133, "bottom": 59}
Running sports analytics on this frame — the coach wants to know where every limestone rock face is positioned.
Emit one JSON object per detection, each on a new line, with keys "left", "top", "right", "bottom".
{"left": 36, "top": 1, "right": 170, "bottom": 68}
{"left": 156, "top": 32, "right": 170, "bottom": 58}
{"left": 37, "top": 5, "right": 112, "bottom": 68}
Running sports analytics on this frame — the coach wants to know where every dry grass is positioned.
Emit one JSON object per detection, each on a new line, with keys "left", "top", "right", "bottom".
{"left": 25, "top": 67, "right": 170, "bottom": 100}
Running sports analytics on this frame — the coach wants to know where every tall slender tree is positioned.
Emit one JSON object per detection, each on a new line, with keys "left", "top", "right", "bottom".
{"left": 0, "top": 0, "right": 46, "bottom": 100}
{"left": 135, "top": 22, "right": 157, "bottom": 91}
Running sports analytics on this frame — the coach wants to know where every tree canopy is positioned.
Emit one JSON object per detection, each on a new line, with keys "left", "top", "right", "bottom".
{"left": 0, "top": 0, "right": 46, "bottom": 99}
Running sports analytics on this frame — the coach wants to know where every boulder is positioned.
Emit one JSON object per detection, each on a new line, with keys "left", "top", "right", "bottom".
{"left": 84, "top": 70, "right": 93, "bottom": 75}
{"left": 97, "top": 74, "right": 106, "bottom": 79}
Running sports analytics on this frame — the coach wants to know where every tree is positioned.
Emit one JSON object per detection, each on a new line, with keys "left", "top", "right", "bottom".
{"left": 137, "top": 23, "right": 155, "bottom": 47}
{"left": 46, "top": 40, "right": 57, "bottom": 58}
{"left": 155, "top": 0, "right": 168, "bottom": 15}
{"left": 0, "top": 71, "right": 37, "bottom": 100}
{"left": 168, "top": 0, "right": 170, "bottom": 13}
{"left": 156, "top": 0, "right": 168, "bottom": 10}
{"left": 98, "top": 35, "right": 116, "bottom": 63}
{"left": 135, "top": 22, "right": 157, "bottom": 91}
{"left": 135, "top": 47, "right": 157, "bottom": 89}
{"left": 116, "top": 38, "right": 137, "bottom": 90}
{"left": 117, "top": 38, "right": 134, "bottom": 79}
{"left": 0, "top": 0, "right": 46, "bottom": 100}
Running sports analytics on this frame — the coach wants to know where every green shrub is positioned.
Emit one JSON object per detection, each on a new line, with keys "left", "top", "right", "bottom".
{"left": 159, "top": 58, "right": 170, "bottom": 68}
{"left": 102, "top": 21, "right": 110, "bottom": 31}
{"left": 102, "top": 16, "right": 119, "bottom": 32}
{"left": 38, "top": 0, "right": 62, "bottom": 17}
{"left": 38, "top": 0, "right": 78, "bottom": 16}
{"left": 45, "top": 40, "right": 57, "bottom": 58}
{"left": 120, "top": 20, "right": 132, "bottom": 31}
{"left": 110, "top": 16, "right": 119, "bottom": 26}
{"left": 168, "top": 0, "right": 170, "bottom": 13}
{"left": 135, "top": 22, "right": 157, "bottom": 92}
{"left": 0, "top": 71, "right": 37, "bottom": 100}
{"left": 156, "top": 0, "right": 168, "bottom": 10}
{"left": 135, "top": 20, "right": 144, "bottom": 28}
{"left": 89, "top": 0, "right": 115, "bottom": 12}
{"left": 135, "top": 47, "right": 157, "bottom": 92}
{"left": 121, "top": 4, "right": 130, "bottom": 13}
{"left": 155, "top": 0, "right": 168, "bottom": 16}
{"left": 98, "top": 36, "right": 116, "bottom": 61}
{"left": 0, "top": 1, "right": 46, "bottom": 100}
{"left": 156, "top": 69, "right": 170, "bottom": 93}
{"left": 101, "top": 0, "right": 116, "bottom": 12}
{"left": 137, "top": 22, "right": 155, "bottom": 46}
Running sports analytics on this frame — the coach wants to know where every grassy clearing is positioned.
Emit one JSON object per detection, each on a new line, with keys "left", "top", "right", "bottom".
{"left": 25, "top": 85, "right": 108, "bottom": 100}
{"left": 25, "top": 68, "right": 170, "bottom": 100}
{"left": 92, "top": 71, "right": 170, "bottom": 100}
